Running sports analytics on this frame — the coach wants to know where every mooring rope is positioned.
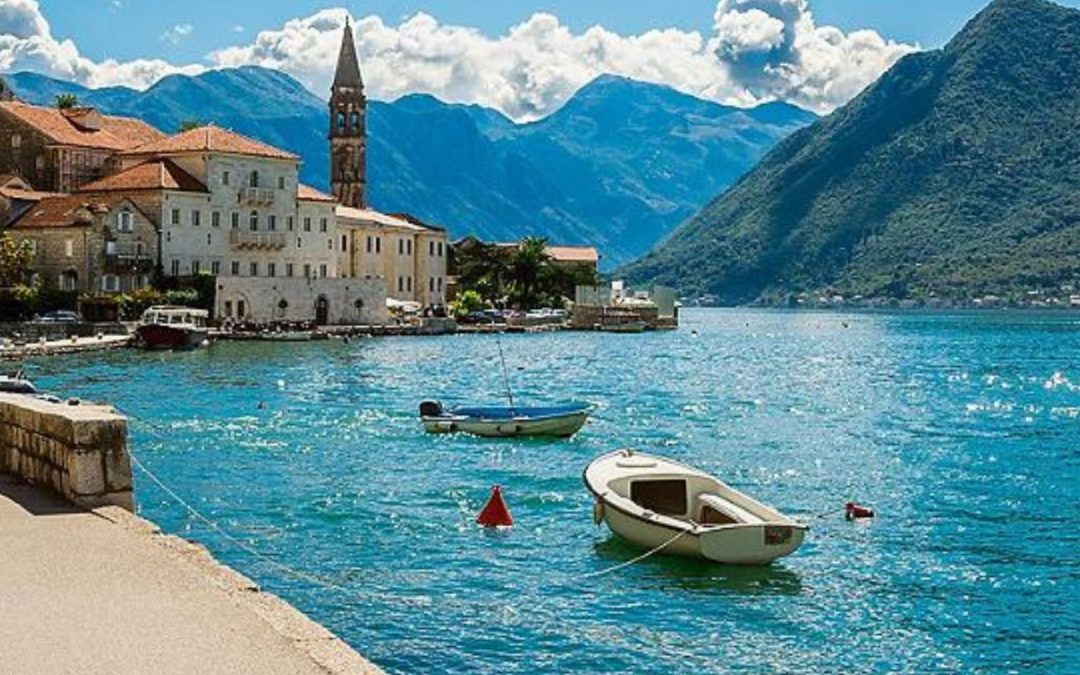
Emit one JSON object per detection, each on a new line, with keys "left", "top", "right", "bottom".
{"left": 581, "top": 526, "right": 692, "bottom": 578}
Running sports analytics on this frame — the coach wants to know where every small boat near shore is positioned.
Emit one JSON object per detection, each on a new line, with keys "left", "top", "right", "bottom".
{"left": 134, "top": 306, "right": 209, "bottom": 350}
{"left": 420, "top": 401, "right": 591, "bottom": 438}
{"left": 584, "top": 449, "right": 807, "bottom": 565}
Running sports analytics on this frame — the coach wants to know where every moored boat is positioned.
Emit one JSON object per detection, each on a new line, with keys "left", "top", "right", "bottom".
{"left": 584, "top": 449, "right": 807, "bottom": 565}
{"left": 420, "top": 401, "right": 591, "bottom": 438}
{"left": 134, "top": 306, "right": 209, "bottom": 350}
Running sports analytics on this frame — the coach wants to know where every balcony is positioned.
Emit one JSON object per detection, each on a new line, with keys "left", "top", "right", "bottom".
{"left": 238, "top": 187, "right": 276, "bottom": 206}
{"left": 104, "top": 243, "right": 154, "bottom": 273}
{"left": 230, "top": 230, "right": 287, "bottom": 250}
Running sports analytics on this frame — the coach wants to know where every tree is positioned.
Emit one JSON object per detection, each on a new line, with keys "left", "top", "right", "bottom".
{"left": 178, "top": 119, "right": 203, "bottom": 132}
{"left": 507, "top": 236, "right": 551, "bottom": 310}
{"left": 0, "top": 234, "right": 33, "bottom": 288}
{"left": 452, "top": 239, "right": 508, "bottom": 304}
{"left": 54, "top": 93, "right": 78, "bottom": 109}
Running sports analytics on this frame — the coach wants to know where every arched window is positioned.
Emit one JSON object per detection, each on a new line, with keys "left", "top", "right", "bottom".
{"left": 249, "top": 210, "right": 258, "bottom": 231}
{"left": 249, "top": 171, "right": 259, "bottom": 188}
{"left": 350, "top": 111, "right": 360, "bottom": 133}
{"left": 336, "top": 112, "right": 346, "bottom": 130}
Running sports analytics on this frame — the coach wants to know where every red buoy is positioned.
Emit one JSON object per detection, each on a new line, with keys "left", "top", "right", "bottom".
{"left": 845, "top": 502, "right": 875, "bottom": 520}
{"left": 476, "top": 485, "right": 513, "bottom": 528}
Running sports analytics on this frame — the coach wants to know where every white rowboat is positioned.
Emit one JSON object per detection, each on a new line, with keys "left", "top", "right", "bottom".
{"left": 420, "top": 401, "right": 591, "bottom": 438}
{"left": 584, "top": 449, "right": 807, "bottom": 565}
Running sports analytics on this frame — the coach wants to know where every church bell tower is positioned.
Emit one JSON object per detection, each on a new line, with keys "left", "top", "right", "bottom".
{"left": 329, "top": 17, "right": 366, "bottom": 208}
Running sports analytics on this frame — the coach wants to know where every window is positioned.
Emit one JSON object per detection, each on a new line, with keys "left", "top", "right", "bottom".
{"left": 11, "top": 133, "right": 20, "bottom": 149}
{"left": 319, "top": 264, "right": 327, "bottom": 278}
{"left": 303, "top": 217, "right": 311, "bottom": 232}
{"left": 171, "top": 260, "right": 180, "bottom": 276}
{"left": 206, "top": 233, "right": 212, "bottom": 245}
{"left": 438, "top": 241, "right": 444, "bottom": 256}
{"left": 249, "top": 171, "right": 259, "bottom": 188}
{"left": 116, "top": 211, "right": 133, "bottom": 232}
{"left": 296, "top": 237, "right": 302, "bottom": 249}
{"left": 192, "top": 260, "right": 201, "bottom": 275}
{"left": 268, "top": 215, "right": 277, "bottom": 231}
{"left": 136, "top": 242, "right": 144, "bottom": 256}
{"left": 350, "top": 111, "right": 360, "bottom": 131}
{"left": 231, "top": 261, "right": 240, "bottom": 276}
{"left": 65, "top": 239, "right": 74, "bottom": 257}
{"left": 224, "top": 300, "right": 232, "bottom": 317}
{"left": 248, "top": 262, "right": 257, "bottom": 277}
{"left": 407, "top": 239, "right": 412, "bottom": 255}
{"left": 429, "top": 241, "right": 434, "bottom": 256}
{"left": 231, "top": 212, "right": 239, "bottom": 229}
{"left": 101, "top": 274, "right": 119, "bottom": 292}
{"left": 407, "top": 276, "right": 412, "bottom": 292}
{"left": 211, "top": 261, "right": 221, "bottom": 275}
{"left": 398, "top": 239, "right": 404, "bottom": 255}
{"left": 277, "top": 176, "right": 285, "bottom": 190}
{"left": 366, "top": 236, "right": 372, "bottom": 253}
{"left": 429, "top": 278, "right": 435, "bottom": 292}
{"left": 106, "top": 241, "right": 117, "bottom": 256}
{"left": 375, "top": 237, "right": 381, "bottom": 253}
{"left": 437, "top": 277, "right": 443, "bottom": 292}
{"left": 268, "top": 262, "right": 276, "bottom": 277}
{"left": 398, "top": 276, "right": 404, "bottom": 292}
{"left": 341, "top": 235, "right": 347, "bottom": 251}
{"left": 222, "top": 171, "right": 230, "bottom": 186}
{"left": 286, "top": 263, "right": 294, "bottom": 277}
{"left": 328, "top": 238, "right": 333, "bottom": 251}
{"left": 171, "top": 208, "right": 180, "bottom": 225}
{"left": 303, "top": 264, "right": 311, "bottom": 278}
{"left": 319, "top": 218, "right": 327, "bottom": 232}
{"left": 166, "top": 231, "right": 171, "bottom": 243}
{"left": 287, "top": 216, "right": 294, "bottom": 231}
{"left": 191, "top": 210, "right": 201, "bottom": 226}
{"left": 336, "top": 112, "right": 345, "bottom": 130}
{"left": 212, "top": 211, "right": 221, "bottom": 227}
{"left": 249, "top": 211, "right": 259, "bottom": 231}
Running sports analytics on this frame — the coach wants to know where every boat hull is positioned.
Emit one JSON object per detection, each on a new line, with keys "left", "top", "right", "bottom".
{"left": 422, "top": 408, "right": 589, "bottom": 438}
{"left": 135, "top": 324, "right": 208, "bottom": 350}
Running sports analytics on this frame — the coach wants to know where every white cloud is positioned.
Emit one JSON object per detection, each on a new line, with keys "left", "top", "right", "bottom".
{"left": 0, "top": 0, "right": 202, "bottom": 88}
{"left": 160, "top": 23, "right": 193, "bottom": 46}
{"left": 0, "top": 0, "right": 916, "bottom": 119}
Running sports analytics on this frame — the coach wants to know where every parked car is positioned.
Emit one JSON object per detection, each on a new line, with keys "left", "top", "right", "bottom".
{"left": 32, "top": 310, "right": 80, "bottom": 324}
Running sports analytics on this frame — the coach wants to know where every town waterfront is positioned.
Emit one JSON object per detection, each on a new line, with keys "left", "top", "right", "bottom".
{"left": 30, "top": 309, "right": 1079, "bottom": 673}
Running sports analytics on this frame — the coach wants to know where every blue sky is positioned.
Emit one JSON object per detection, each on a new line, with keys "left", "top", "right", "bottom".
{"left": 43, "top": 0, "right": 1080, "bottom": 64}
{"left": 10, "top": 0, "right": 1080, "bottom": 120}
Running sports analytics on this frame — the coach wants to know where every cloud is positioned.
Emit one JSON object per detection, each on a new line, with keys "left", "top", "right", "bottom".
{"left": 0, "top": 0, "right": 202, "bottom": 88}
{"left": 160, "top": 23, "right": 193, "bottom": 46}
{"left": 211, "top": 3, "right": 916, "bottom": 120}
{"left": 0, "top": 0, "right": 916, "bottom": 119}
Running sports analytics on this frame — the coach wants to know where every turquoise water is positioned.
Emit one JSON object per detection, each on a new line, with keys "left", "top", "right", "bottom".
{"left": 31, "top": 310, "right": 1079, "bottom": 673}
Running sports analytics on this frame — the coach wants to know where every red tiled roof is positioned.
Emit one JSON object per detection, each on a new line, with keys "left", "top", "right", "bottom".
{"left": 0, "top": 101, "right": 164, "bottom": 150}
{"left": 546, "top": 246, "right": 599, "bottom": 263}
{"left": 122, "top": 125, "right": 298, "bottom": 160}
{"left": 297, "top": 183, "right": 336, "bottom": 202}
{"left": 76, "top": 159, "right": 207, "bottom": 193}
{"left": 11, "top": 193, "right": 131, "bottom": 229}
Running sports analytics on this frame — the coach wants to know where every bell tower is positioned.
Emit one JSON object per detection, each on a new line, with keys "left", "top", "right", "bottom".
{"left": 329, "top": 17, "right": 366, "bottom": 208}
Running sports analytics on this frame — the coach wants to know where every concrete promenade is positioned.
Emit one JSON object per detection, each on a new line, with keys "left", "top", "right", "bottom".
{"left": 0, "top": 333, "right": 131, "bottom": 361}
{"left": 0, "top": 475, "right": 381, "bottom": 675}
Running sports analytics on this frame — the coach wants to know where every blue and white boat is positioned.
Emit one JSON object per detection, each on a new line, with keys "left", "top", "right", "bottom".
{"left": 419, "top": 401, "right": 591, "bottom": 438}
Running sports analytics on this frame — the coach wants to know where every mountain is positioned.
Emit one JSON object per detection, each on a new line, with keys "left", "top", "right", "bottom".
{"left": 623, "top": 0, "right": 1080, "bottom": 302}
{"left": 6, "top": 68, "right": 814, "bottom": 268}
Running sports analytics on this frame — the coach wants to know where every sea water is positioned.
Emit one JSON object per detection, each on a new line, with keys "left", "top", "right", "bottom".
{"left": 31, "top": 310, "right": 1079, "bottom": 673}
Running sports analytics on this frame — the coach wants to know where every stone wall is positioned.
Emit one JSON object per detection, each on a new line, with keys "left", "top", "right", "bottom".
{"left": 0, "top": 394, "right": 132, "bottom": 511}
{"left": 216, "top": 276, "right": 388, "bottom": 325}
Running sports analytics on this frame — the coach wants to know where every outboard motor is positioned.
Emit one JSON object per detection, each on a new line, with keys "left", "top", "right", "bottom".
{"left": 419, "top": 400, "right": 444, "bottom": 418}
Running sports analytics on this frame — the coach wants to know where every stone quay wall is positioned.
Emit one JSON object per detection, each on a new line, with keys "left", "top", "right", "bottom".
{"left": 0, "top": 393, "right": 132, "bottom": 511}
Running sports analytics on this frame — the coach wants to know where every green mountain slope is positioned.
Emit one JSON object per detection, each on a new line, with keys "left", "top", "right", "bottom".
{"left": 624, "top": 0, "right": 1080, "bottom": 304}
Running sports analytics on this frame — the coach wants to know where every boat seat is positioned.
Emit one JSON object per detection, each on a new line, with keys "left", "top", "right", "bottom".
{"left": 697, "top": 493, "right": 763, "bottom": 525}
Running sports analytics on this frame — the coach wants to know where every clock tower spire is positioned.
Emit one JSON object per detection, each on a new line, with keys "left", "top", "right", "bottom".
{"left": 329, "top": 16, "right": 366, "bottom": 208}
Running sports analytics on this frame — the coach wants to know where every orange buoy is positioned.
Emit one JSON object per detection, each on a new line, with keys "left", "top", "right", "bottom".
{"left": 476, "top": 485, "right": 513, "bottom": 528}
{"left": 845, "top": 502, "right": 875, "bottom": 520}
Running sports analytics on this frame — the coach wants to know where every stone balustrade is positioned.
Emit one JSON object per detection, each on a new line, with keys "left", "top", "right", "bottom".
{"left": 0, "top": 393, "right": 132, "bottom": 511}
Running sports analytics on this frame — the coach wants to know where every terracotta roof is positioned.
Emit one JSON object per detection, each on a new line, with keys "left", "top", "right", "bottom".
{"left": 76, "top": 159, "right": 207, "bottom": 193}
{"left": 122, "top": 125, "right": 298, "bottom": 160}
{"left": 336, "top": 205, "right": 427, "bottom": 232}
{"left": 0, "top": 101, "right": 164, "bottom": 150}
{"left": 546, "top": 246, "right": 599, "bottom": 264}
{"left": 297, "top": 183, "right": 337, "bottom": 202}
{"left": 11, "top": 193, "right": 131, "bottom": 229}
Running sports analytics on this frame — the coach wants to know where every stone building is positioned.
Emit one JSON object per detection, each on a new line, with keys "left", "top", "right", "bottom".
{"left": 0, "top": 100, "right": 163, "bottom": 193}
{"left": 335, "top": 207, "right": 448, "bottom": 307}
{"left": 8, "top": 193, "right": 157, "bottom": 293}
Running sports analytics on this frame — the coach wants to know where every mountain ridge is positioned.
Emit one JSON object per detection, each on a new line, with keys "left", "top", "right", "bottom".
{"left": 5, "top": 67, "right": 815, "bottom": 267}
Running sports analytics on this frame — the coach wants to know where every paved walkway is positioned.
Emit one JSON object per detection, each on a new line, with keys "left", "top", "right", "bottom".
{"left": 0, "top": 334, "right": 131, "bottom": 361}
{"left": 0, "top": 475, "right": 380, "bottom": 675}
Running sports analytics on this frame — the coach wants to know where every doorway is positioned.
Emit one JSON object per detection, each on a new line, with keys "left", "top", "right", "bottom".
{"left": 315, "top": 296, "right": 329, "bottom": 325}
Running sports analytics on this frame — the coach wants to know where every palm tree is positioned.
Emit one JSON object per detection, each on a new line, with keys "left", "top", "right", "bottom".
{"left": 508, "top": 236, "right": 551, "bottom": 310}
{"left": 453, "top": 239, "right": 507, "bottom": 304}
{"left": 54, "top": 93, "right": 78, "bottom": 109}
